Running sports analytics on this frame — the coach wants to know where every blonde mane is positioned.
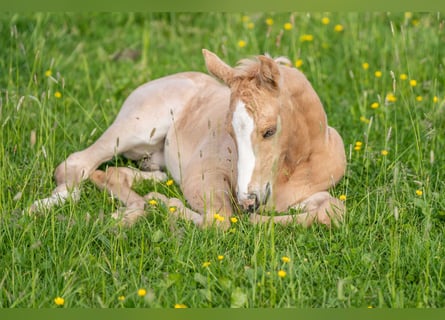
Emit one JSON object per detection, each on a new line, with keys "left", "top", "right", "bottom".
{"left": 233, "top": 54, "right": 292, "bottom": 78}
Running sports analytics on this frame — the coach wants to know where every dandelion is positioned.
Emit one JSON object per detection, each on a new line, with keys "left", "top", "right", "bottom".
{"left": 54, "top": 296, "right": 65, "bottom": 306}
{"left": 399, "top": 73, "right": 408, "bottom": 80}
{"left": 166, "top": 179, "right": 174, "bottom": 186}
{"left": 281, "top": 256, "right": 291, "bottom": 263}
{"left": 381, "top": 150, "right": 389, "bottom": 156}
{"left": 283, "top": 22, "right": 293, "bottom": 30}
{"left": 54, "top": 91, "right": 62, "bottom": 98}
{"left": 339, "top": 195, "right": 347, "bottom": 201}
{"left": 137, "top": 288, "right": 147, "bottom": 297}
{"left": 416, "top": 96, "right": 423, "bottom": 102}
{"left": 174, "top": 304, "right": 188, "bottom": 308}
{"left": 214, "top": 213, "right": 225, "bottom": 222}
{"left": 415, "top": 189, "right": 423, "bottom": 196}
{"left": 299, "top": 34, "right": 314, "bottom": 42}
{"left": 412, "top": 19, "right": 420, "bottom": 26}
{"left": 118, "top": 295, "right": 125, "bottom": 302}
{"left": 230, "top": 216, "right": 238, "bottom": 223}
{"left": 374, "top": 71, "right": 382, "bottom": 78}
{"left": 354, "top": 141, "right": 363, "bottom": 151}
{"left": 295, "top": 59, "right": 303, "bottom": 68}
{"left": 202, "top": 261, "right": 211, "bottom": 268}
{"left": 45, "top": 70, "right": 52, "bottom": 77}
{"left": 362, "top": 62, "right": 369, "bottom": 70}
{"left": 371, "top": 102, "right": 379, "bottom": 109}
{"left": 241, "top": 15, "right": 250, "bottom": 23}
{"left": 409, "top": 79, "right": 417, "bottom": 87}
{"left": 433, "top": 96, "right": 438, "bottom": 103}
{"left": 247, "top": 22, "right": 255, "bottom": 30}
{"left": 148, "top": 199, "right": 157, "bottom": 206}
{"left": 360, "top": 116, "right": 370, "bottom": 124}
{"left": 321, "top": 17, "right": 330, "bottom": 25}
{"left": 334, "top": 24, "right": 344, "bottom": 32}
{"left": 265, "top": 18, "right": 274, "bottom": 26}
{"left": 237, "top": 40, "right": 246, "bottom": 48}
{"left": 386, "top": 93, "right": 397, "bottom": 102}
{"left": 169, "top": 206, "right": 177, "bottom": 213}
{"left": 218, "top": 255, "right": 224, "bottom": 261}
{"left": 278, "top": 270, "right": 287, "bottom": 278}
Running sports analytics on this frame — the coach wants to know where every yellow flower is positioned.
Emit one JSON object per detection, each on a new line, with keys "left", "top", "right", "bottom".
{"left": 295, "top": 59, "right": 303, "bottom": 68}
{"left": 118, "top": 295, "right": 125, "bottom": 302}
{"left": 281, "top": 256, "right": 291, "bottom": 263}
{"left": 409, "top": 79, "right": 417, "bottom": 87}
{"left": 278, "top": 270, "right": 287, "bottom": 278}
{"left": 54, "top": 91, "right": 62, "bottom": 98}
{"left": 299, "top": 34, "right": 314, "bottom": 42}
{"left": 169, "top": 206, "right": 177, "bottom": 213}
{"left": 362, "top": 62, "right": 369, "bottom": 70}
{"left": 148, "top": 199, "right": 157, "bottom": 206}
{"left": 247, "top": 22, "right": 255, "bottom": 30}
{"left": 265, "top": 18, "right": 274, "bottom": 26}
{"left": 399, "top": 73, "right": 408, "bottom": 80}
{"left": 230, "top": 216, "right": 238, "bottom": 223}
{"left": 415, "top": 189, "right": 423, "bottom": 196}
{"left": 416, "top": 96, "right": 423, "bottom": 102}
{"left": 339, "top": 195, "right": 347, "bottom": 201}
{"left": 166, "top": 179, "right": 174, "bottom": 186}
{"left": 360, "top": 116, "right": 370, "bottom": 124}
{"left": 412, "top": 19, "right": 420, "bottom": 26}
{"left": 54, "top": 296, "right": 65, "bottom": 306}
{"left": 404, "top": 12, "right": 413, "bottom": 19}
{"left": 371, "top": 102, "right": 379, "bottom": 109}
{"left": 217, "top": 255, "right": 224, "bottom": 261}
{"left": 45, "top": 70, "right": 52, "bottom": 77}
{"left": 433, "top": 96, "right": 438, "bottom": 103}
{"left": 386, "top": 93, "right": 397, "bottom": 102}
{"left": 321, "top": 17, "right": 330, "bottom": 25}
{"left": 174, "top": 304, "right": 188, "bottom": 308}
{"left": 381, "top": 150, "right": 389, "bottom": 156}
{"left": 202, "top": 261, "right": 211, "bottom": 268}
{"left": 284, "top": 22, "right": 293, "bottom": 30}
{"left": 241, "top": 15, "right": 250, "bottom": 23}
{"left": 374, "top": 71, "right": 382, "bottom": 78}
{"left": 137, "top": 288, "right": 147, "bottom": 297}
{"left": 334, "top": 24, "right": 344, "bottom": 32}
{"left": 355, "top": 141, "right": 363, "bottom": 147}
{"left": 214, "top": 213, "right": 225, "bottom": 222}
{"left": 237, "top": 40, "right": 247, "bottom": 48}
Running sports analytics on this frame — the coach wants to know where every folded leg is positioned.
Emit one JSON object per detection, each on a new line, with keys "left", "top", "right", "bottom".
{"left": 250, "top": 191, "right": 345, "bottom": 228}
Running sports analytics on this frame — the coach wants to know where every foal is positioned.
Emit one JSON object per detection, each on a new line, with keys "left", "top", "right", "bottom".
{"left": 31, "top": 49, "right": 346, "bottom": 229}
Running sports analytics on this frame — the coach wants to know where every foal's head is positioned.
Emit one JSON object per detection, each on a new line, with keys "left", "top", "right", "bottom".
{"left": 203, "top": 49, "right": 288, "bottom": 211}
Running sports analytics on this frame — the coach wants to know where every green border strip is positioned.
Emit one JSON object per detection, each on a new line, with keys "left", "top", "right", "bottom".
{"left": 0, "top": 0, "right": 444, "bottom": 11}
{"left": 2, "top": 308, "right": 445, "bottom": 320}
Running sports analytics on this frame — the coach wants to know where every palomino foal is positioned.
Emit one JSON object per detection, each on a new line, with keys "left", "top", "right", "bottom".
{"left": 30, "top": 49, "right": 346, "bottom": 229}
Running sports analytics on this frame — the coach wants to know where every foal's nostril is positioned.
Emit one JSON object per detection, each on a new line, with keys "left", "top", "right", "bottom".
{"left": 245, "top": 193, "right": 259, "bottom": 212}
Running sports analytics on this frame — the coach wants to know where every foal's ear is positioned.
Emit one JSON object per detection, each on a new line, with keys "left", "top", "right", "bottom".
{"left": 257, "top": 55, "right": 280, "bottom": 91}
{"left": 202, "top": 49, "right": 234, "bottom": 85}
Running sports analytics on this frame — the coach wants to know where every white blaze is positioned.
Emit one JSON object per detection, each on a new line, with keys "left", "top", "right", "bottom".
{"left": 232, "top": 100, "right": 255, "bottom": 200}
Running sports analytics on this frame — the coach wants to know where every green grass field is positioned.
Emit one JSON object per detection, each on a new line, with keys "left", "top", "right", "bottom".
{"left": 1, "top": 12, "right": 444, "bottom": 308}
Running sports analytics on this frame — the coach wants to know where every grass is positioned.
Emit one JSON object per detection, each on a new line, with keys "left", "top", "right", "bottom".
{"left": 1, "top": 12, "right": 445, "bottom": 308}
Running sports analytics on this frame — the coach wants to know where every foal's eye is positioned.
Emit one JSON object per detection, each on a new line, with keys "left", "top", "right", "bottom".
{"left": 262, "top": 127, "right": 277, "bottom": 139}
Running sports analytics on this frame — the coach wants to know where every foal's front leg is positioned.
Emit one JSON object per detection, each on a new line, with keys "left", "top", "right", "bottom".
{"left": 250, "top": 191, "right": 345, "bottom": 227}
{"left": 90, "top": 167, "right": 166, "bottom": 226}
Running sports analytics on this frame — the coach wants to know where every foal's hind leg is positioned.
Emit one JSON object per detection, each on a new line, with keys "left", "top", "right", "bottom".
{"left": 250, "top": 192, "right": 345, "bottom": 228}
{"left": 90, "top": 167, "right": 167, "bottom": 226}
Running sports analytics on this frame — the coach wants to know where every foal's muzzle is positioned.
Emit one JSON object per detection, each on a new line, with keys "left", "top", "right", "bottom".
{"left": 239, "top": 183, "right": 271, "bottom": 213}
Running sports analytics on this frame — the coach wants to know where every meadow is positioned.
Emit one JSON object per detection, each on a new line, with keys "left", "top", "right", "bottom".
{"left": 0, "top": 12, "right": 444, "bottom": 308}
